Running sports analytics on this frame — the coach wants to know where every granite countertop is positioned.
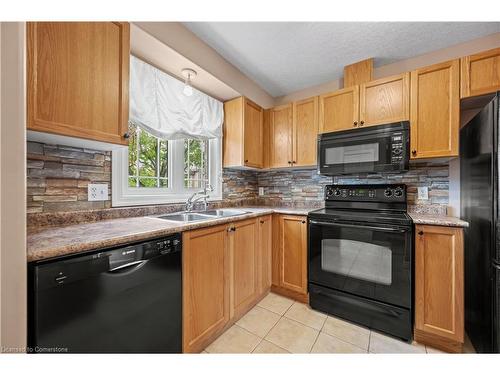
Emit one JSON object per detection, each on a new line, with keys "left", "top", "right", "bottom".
{"left": 408, "top": 213, "right": 469, "bottom": 228}
{"left": 27, "top": 207, "right": 315, "bottom": 262}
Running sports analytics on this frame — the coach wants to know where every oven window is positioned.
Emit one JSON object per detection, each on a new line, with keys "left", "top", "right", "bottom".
{"left": 325, "top": 143, "right": 379, "bottom": 164}
{"left": 321, "top": 239, "right": 392, "bottom": 285}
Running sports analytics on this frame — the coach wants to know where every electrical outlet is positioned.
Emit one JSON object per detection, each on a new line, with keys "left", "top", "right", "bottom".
{"left": 417, "top": 186, "right": 429, "bottom": 200}
{"left": 88, "top": 183, "right": 108, "bottom": 201}
{"left": 258, "top": 187, "right": 264, "bottom": 196}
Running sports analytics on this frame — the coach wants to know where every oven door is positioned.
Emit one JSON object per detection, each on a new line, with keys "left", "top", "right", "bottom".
{"left": 309, "top": 219, "right": 412, "bottom": 308}
{"left": 318, "top": 125, "right": 409, "bottom": 175}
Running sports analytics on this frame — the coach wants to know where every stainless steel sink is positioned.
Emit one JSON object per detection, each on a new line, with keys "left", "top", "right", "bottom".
{"left": 201, "top": 209, "right": 248, "bottom": 218}
{"left": 157, "top": 213, "right": 213, "bottom": 222}
{"left": 157, "top": 209, "right": 248, "bottom": 222}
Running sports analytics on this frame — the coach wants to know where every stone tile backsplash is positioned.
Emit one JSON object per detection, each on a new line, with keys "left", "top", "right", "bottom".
{"left": 27, "top": 142, "right": 112, "bottom": 213}
{"left": 27, "top": 140, "right": 450, "bottom": 218}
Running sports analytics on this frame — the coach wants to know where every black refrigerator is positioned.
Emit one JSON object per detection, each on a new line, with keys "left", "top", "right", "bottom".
{"left": 460, "top": 92, "right": 500, "bottom": 353}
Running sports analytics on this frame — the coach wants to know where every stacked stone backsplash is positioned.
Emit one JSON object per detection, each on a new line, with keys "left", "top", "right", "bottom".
{"left": 27, "top": 142, "right": 112, "bottom": 213}
{"left": 27, "top": 140, "right": 449, "bottom": 226}
{"left": 255, "top": 162, "right": 449, "bottom": 215}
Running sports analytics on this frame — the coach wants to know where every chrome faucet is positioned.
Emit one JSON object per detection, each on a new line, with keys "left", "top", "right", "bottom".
{"left": 185, "top": 184, "right": 214, "bottom": 212}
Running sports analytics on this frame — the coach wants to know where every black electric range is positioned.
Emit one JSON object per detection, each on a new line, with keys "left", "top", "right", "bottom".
{"left": 308, "top": 184, "right": 414, "bottom": 342}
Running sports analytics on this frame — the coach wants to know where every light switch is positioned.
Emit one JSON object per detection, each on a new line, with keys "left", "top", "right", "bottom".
{"left": 88, "top": 183, "right": 108, "bottom": 201}
{"left": 259, "top": 187, "right": 265, "bottom": 196}
{"left": 417, "top": 186, "right": 429, "bottom": 200}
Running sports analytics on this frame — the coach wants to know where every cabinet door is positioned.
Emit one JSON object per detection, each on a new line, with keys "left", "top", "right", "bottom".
{"left": 279, "top": 215, "right": 308, "bottom": 294}
{"left": 230, "top": 218, "right": 259, "bottom": 319}
{"left": 183, "top": 224, "right": 230, "bottom": 353}
{"left": 415, "top": 225, "right": 464, "bottom": 343}
{"left": 293, "top": 96, "right": 319, "bottom": 167}
{"left": 360, "top": 73, "right": 410, "bottom": 127}
{"left": 27, "top": 22, "right": 130, "bottom": 145}
{"left": 461, "top": 47, "right": 500, "bottom": 98}
{"left": 243, "top": 99, "right": 264, "bottom": 168}
{"left": 319, "top": 86, "right": 359, "bottom": 133}
{"left": 258, "top": 215, "right": 273, "bottom": 293}
{"left": 270, "top": 104, "right": 293, "bottom": 168}
{"left": 410, "top": 60, "right": 460, "bottom": 159}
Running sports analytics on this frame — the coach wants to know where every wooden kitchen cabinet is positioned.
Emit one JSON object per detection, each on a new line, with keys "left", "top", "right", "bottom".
{"left": 319, "top": 86, "right": 359, "bottom": 133}
{"left": 183, "top": 224, "right": 230, "bottom": 353}
{"left": 270, "top": 104, "right": 293, "bottom": 168}
{"left": 293, "top": 96, "right": 319, "bottom": 167}
{"left": 461, "top": 47, "right": 500, "bottom": 98}
{"left": 360, "top": 73, "right": 410, "bottom": 127}
{"left": 272, "top": 215, "right": 308, "bottom": 302}
{"left": 27, "top": 22, "right": 130, "bottom": 145}
{"left": 258, "top": 215, "right": 273, "bottom": 293}
{"left": 414, "top": 224, "right": 464, "bottom": 353}
{"left": 223, "top": 97, "right": 264, "bottom": 169}
{"left": 410, "top": 59, "right": 460, "bottom": 159}
{"left": 229, "top": 218, "right": 260, "bottom": 319}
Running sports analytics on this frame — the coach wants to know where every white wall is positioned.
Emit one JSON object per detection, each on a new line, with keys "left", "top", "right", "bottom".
{"left": 0, "top": 22, "right": 26, "bottom": 353}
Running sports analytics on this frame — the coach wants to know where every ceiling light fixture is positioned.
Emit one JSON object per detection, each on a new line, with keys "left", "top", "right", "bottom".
{"left": 181, "top": 68, "right": 197, "bottom": 97}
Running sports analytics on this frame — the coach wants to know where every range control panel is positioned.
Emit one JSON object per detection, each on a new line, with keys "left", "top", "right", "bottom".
{"left": 325, "top": 184, "right": 407, "bottom": 203}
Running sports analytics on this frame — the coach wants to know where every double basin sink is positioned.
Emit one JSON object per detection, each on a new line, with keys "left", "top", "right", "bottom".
{"left": 157, "top": 209, "right": 249, "bottom": 223}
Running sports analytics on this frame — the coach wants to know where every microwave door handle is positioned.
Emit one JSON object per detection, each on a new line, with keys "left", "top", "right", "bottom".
{"left": 309, "top": 220, "right": 408, "bottom": 233}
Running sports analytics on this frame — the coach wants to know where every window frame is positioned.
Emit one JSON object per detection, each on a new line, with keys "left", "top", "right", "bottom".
{"left": 112, "top": 135, "right": 222, "bottom": 207}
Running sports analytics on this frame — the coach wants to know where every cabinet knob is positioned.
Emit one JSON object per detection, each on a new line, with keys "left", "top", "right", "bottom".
{"left": 360, "top": 121, "right": 365, "bottom": 126}
{"left": 123, "top": 132, "right": 130, "bottom": 139}
{"left": 244, "top": 159, "right": 249, "bottom": 163}
{"left": 412, "top": 150, "right": 417, "bottom": 156}
{"left": 353, "top": 121, "right": 358, "bottom": 127}
{"left": 292, "top": 161, "right": 296, "bottom": 164}
{"left": 418, "top": 231, "right": 424, "bottom": 236}
{"left": 301, "top": 220, "right": 306, "bottom": 224}
{"left": 288, "top": 161, "right": 292, "bottom": 164}
{"left": 260, "top": 220, "right": 264, "bottom": 224}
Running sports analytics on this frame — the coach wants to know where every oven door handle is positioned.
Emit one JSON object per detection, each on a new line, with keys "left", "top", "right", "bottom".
{"left": 309, "top": 220, "right": 409, "bottom": 233}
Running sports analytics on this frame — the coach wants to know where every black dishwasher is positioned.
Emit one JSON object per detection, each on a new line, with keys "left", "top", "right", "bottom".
{"left": 28, "top": 233, "right": 182, "bottom": 353}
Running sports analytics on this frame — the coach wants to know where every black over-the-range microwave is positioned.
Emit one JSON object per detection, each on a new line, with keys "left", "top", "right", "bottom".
{"left": 317, "top": 121, "right": 410, "bottom": 175}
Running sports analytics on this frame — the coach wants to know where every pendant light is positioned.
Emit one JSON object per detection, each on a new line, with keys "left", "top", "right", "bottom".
{"left": 181, "top": 68, "right": 197, "bottom": 97}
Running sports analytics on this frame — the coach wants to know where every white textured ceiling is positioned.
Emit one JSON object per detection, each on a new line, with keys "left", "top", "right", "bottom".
{"left": 183, "top": 22, "right": 500, "bottom": 97}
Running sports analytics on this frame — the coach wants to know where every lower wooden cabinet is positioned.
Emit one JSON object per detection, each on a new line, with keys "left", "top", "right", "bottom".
{"left": 414, "top": 224, "right": 464, "bottom": 353}
{"left": 229, "top": 218, "right": 259, "bottom": 319}
{"left": 258, "top": 215, "right": 273, "bottom": 293}
{"left": 182, "top": 224, "right": 230, "bottom": 353}
{"left": 272, "top": 214, "right": 308, "bottom": 302}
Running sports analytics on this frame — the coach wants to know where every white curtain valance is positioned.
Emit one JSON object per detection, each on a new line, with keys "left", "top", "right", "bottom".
{"left": 129, "top": 55, "right": 223, "bottom": 140}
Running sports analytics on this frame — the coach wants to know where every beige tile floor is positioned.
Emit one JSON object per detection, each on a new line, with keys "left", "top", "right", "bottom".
{"left": 204, "top": 292, "right": 465, "bottom": 354}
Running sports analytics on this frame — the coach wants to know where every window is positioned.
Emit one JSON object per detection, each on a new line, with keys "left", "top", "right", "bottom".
{"left": 112, "top": 125, "right": 222, "bottom": 207}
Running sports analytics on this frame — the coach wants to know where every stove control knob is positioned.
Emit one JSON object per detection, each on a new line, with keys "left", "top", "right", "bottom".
{"left": 394, "top": 188, "right": 403, "bottom": 197}
{"left": 333, "top": 189, "right": 341, "bottom": 196}
{"left": 326, "top": 188, "right": 334, "bottom": 197}
{"left": 384, "top": 188, "right": 393, "bottom": 198}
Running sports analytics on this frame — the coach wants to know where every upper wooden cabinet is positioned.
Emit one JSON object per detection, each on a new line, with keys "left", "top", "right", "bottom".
{"left": 182, "top": 224, "right": 230, "bottom": 353}
{"left": 461, "top": 47, "right": 500, "bottom": 98}
{"left": 319, "top": 86, "right": 359, "bottom": 133}
{"left": 270, "top": 104, "right": 293, "bottom": 168}
{"left": 414, "top": 224, "right": 464, "bottom": 352}
{"left": 223, "top": 97, "right": 264, "bottom": 169}
{"left": 293, "top": 97, "right": 319, "bottom": 167}
{"left": 410, "top": 60, "right": 460, "bottom": 159}
{"left": 360, "top": 73, "right": 410, "bottom": 127}
{"left": 27, "top": 22, "right": 130, "bottom": 145}
{"left": 320, "top": 73, "right": 410, "bottom": 133}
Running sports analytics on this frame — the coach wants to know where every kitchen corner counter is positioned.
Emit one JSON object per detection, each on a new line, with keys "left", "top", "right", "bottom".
{"left": 27, "top": 207, "right": 315, "bottom": 262}
{"left": 408, "top": 213, "right": 469, "bottom": 228}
